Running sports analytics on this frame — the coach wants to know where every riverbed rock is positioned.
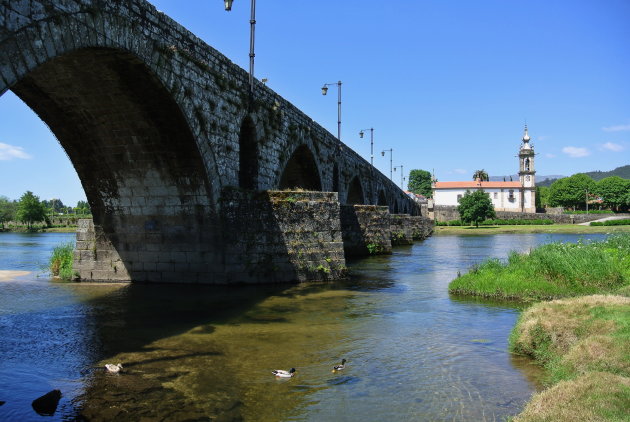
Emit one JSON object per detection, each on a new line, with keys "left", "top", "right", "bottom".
{"left": 32, "top": 389, "right": 62, "bottom": 416}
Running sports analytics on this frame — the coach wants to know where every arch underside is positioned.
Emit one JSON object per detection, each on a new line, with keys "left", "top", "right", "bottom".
{"left": 10, "top": 47, "right": 221, "bottom": 282}
{"left": 346, "top": 177, "right": 365, "bottom": 205}
{"left": 279, "top": 145, "right": 322, "bottom": 191}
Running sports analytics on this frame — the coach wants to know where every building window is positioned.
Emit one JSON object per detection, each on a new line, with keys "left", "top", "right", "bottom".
{"left": 508, "top": 190, "right": 515, "bottom": 201}
{"left": 457, "top": 194, "right": 462, "bottom": 202}
{"left": 493, "top": 192, "right": 498, "bottom": 199}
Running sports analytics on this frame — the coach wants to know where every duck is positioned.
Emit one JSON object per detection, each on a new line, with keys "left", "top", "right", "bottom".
{"left": 271, "top": 368, "right": 296, "bottom": 378}
{"left": 105, "top": 363, "right": 123, "bottom": 373}
{"left": 332, "top": 359, "right": 347, "bottom": 372}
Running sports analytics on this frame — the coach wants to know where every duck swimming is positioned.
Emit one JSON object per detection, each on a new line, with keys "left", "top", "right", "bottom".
{"left": 332, "top": 359, "right": 346, "bottom": 372}
{"left": 272, "top": 368, "right": 296, "bottom": 378}
{"left": 105, "top": 363, "right": 123, "bottom": 373}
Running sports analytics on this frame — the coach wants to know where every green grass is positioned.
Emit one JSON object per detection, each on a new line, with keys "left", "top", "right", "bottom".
{"left": 49, "top": 242, "right": 75, "bottom": 281}
{"left": 449, "top": 234, "right": 630, "bottom": 301}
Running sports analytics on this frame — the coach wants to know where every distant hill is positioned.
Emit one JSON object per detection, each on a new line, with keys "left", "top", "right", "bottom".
{"left": 523, "top": 165, "right": 630, "bottom": 187}
{"left": 583, "top": 165, "right": 630, "bottom": 181}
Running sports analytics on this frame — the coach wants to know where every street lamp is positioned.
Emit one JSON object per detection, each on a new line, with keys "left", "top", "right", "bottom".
{"left": 394, "top": 165, "right": 405, "bottom": 190}
{"left": 321, "top": 81, "right": 342, "bottom": 141}
{"left": 381, "top": 148, "right": 393, "bottom": 181}
{"left": 359, "top": 128, "right": 374, "bottom": 166}
{"left": 224, "top": 0, "right": 256, "bottom": 98}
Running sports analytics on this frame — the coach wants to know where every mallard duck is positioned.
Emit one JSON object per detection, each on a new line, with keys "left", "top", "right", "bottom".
{"left": 271, "top": 368, "right": 296, "bottom": 378}
{"left": 105, "top": 363, "right": 123, "bottom": 373}
{"left": 332, "top": 359, "right": 346, "bottom": 372}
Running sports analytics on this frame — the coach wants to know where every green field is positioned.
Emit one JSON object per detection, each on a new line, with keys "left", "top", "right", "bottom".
{"left": 435, "top": 224, "right": 630, "bottom": 235}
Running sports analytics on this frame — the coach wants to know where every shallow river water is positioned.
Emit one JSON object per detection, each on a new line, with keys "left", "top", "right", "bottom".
{"left": 0, "top": 231, "right": 607, "bottom": 421}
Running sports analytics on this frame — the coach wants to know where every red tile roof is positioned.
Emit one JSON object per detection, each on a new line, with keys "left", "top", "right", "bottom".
{"left": 434, "top": 181, "right": 522, "bottom": 189}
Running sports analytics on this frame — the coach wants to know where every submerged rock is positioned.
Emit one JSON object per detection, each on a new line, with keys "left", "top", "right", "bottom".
{"left": 32, "top": 389, "right": 62, "bottom": 416}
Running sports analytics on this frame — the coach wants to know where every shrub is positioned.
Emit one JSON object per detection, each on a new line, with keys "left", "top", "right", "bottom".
{"left": 590, "top": 219, "right": 630, "bottom": 226}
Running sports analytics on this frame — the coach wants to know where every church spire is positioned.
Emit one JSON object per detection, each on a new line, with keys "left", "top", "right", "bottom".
{"left": 522, "top": 124, "right": 530, "bottom": 143}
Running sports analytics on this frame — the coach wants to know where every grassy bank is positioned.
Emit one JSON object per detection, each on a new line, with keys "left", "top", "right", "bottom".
{"left": 511, "top": 296, "right": 630, "bottom": 421}
{"left": 435, "top": 224, "right": 630, "bottom": 235}
{"left": 449, "top": 234, "right": 630, "bottom": 421}
{"left": 449, "top": 234, "right": 630, "bottom": 301}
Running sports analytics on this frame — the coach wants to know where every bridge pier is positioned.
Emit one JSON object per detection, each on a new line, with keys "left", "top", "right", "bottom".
{"left": 340, "top": 205, "right": 392, "bottom": 257}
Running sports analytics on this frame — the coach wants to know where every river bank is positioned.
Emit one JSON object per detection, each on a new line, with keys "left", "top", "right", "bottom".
{"left": 448, "top": 234, "right": 630, "bottom": 421}
{"left": 435, "top": 224, "right": 630, "bottom": 235}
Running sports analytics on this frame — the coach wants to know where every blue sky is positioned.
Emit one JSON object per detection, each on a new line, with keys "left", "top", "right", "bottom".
{"left": 1, "top": 0, "right": 629, "bottom": 205}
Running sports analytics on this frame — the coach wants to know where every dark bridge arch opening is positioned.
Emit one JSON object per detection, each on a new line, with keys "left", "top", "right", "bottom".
{"left": 9, "top": 47, "right": 217, "bottom": 282}
{"left": 377, "top": 190, "right": 388, "bottom": 206}
{"left": 346, "top": 176, "right": 365, "bottom": 205}
{"left": 239, "top": 116, "right": 258, "bottom": 190}
{"left": 332, "top": 163, "right": 340, "bottom": 192}
{"left": 279, "top": 145, "right": 322, "bottom": 191}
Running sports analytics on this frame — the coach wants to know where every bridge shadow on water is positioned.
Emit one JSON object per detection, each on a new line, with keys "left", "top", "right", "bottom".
{"left": 68, "top": 281, "right": 294, "bottom": 421}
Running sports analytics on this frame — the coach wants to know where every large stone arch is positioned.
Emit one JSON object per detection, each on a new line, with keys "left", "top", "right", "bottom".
{"left": 6, "top": 46, "right": 220, "bottom": 282}
{"left": 346, "top": 176, "right": 365, "bottom": 205}
{"left": 278, "top": 144, "right": 322, "bottom": 191}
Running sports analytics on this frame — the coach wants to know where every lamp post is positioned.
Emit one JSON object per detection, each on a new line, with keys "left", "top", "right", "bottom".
{"left": 321, "top": 81, "right": 342, "bottom": 141}
{"left": 224, "top": 0, "right": 256, "bottom": 98}
{"left": 359, "top": 128, "right": 374, "bottom": 166}
{"left": 381, "top": 148, "right": 393, "bottom": 181}
{"left": 394, "top": 165, "right": 405, "bottom": 190}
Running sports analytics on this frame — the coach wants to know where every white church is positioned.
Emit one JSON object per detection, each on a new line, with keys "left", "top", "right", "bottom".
{"left": 432, "top": 126, "right": 537, "bottom": 213}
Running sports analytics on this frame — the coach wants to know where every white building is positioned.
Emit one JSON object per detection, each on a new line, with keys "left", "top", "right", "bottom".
{"left": 432, "top": 127, "right": 536, "bottom": 213}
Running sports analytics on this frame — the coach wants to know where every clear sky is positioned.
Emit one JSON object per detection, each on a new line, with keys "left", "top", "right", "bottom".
{"left": 1, "top": 0, "right": 629, "bottom": 205}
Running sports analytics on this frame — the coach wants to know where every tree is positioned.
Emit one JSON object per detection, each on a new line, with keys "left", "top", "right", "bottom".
{"left": 536, "top": 186, "right": 551, "bottom": 208}
{"left": 76, "top": 200, "right": 91, "bottom": 215}
{"left": 0, "top": 196, "right": 17, "bottom": 229}
{"left": 457, "top": 189, "right": 496, "bottom": 227}
{"left": 548, "top": 174, "right": 596, "bottom": 209}
{"left": 407, "top": 169, "right": 432, "bottom": 197}
{"left": 472, "top": 169, "right": 489, "bottom": 181}
{"left": 16, "top": 191, "right": 47, "bottom": 229}
{"left": 595, "top": 176, "right": 630, "bottom": 211}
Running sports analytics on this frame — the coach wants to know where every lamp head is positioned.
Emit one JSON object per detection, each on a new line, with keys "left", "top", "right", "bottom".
{"left": 359, "top": 130, "right": 364, "bottom": 138}
{"left": 381, "top": 151, "right": 385, "bottom": 157}
{"left": 224, "top": 0, "right": 233, "bottom": 11}
{"left": 321, "top": 85, "right": 328, "bottom": 95}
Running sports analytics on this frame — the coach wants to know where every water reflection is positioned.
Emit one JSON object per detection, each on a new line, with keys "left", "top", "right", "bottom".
{"left": 0, "top": 232, "right": 607, "bottom": 421}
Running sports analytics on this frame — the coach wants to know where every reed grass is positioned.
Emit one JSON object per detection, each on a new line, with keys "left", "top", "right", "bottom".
{"left": 49, "top": 242, "right": 75, "bottom": 281}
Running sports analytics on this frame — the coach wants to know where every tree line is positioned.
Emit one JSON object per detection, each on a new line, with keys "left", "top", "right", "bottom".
{"left": 0, "top": 192, "right": 91, "bottom": 229}
{"left": 537, "top": 174, "right": 630, "bottom": 211}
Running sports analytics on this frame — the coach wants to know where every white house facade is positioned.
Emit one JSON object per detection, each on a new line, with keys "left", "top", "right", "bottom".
{"left": 432, "top": 127, "right": 537, "bottom": 213}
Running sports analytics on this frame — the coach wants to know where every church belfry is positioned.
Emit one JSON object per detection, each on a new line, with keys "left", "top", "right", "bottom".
{"left": 518, "top": 125, "right": 535, "bottom": 188}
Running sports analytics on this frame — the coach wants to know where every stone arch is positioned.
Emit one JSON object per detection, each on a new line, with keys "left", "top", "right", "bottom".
{"left": 8, "top": 47, "right": 218, "bottom": 282}
{"left": 279, "top": 144, "right": 322, "bottom": 190}
{"left": 238, "top": 116, "right": 258, "bottom": 190}
{"left": 332, "top": 162, "right": 340, "bottom": 192}
{"left": 346, "top": 176, "right": 365, "bottom": 205}
{"left": 377, "top": 190, "right": 388, "bottom": 206}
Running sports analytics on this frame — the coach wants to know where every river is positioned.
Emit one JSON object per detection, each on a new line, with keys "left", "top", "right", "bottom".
{"left": 0, "top": 231, "right": 608, "bottom": 421}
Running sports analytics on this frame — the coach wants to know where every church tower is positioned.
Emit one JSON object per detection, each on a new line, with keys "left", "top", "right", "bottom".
{"left": 518, "top": 125, "right": 536, "bottom": 212}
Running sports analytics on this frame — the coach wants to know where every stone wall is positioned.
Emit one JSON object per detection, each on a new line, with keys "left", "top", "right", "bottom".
{"left": 410, "top": 216, "right": 434, "bottom": 240}
{"left": 433, "top": 205, "right": 627, "bottom": 224}
{"left": 74, "top": 219, "right": 130, "bottom": 282}
{"left": 390, "top": 215, "right": 414, "bottom": 246}
{"left": 221, "top": 190, "right": 346, "bottom": 283}
{"left": 340, "top": 205, "right": 392, "bottom": 257}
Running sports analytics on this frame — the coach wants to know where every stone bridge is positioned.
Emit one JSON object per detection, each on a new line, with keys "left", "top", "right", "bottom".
{"left": 1, "top": 0, "right": 431, "bottom": 284}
